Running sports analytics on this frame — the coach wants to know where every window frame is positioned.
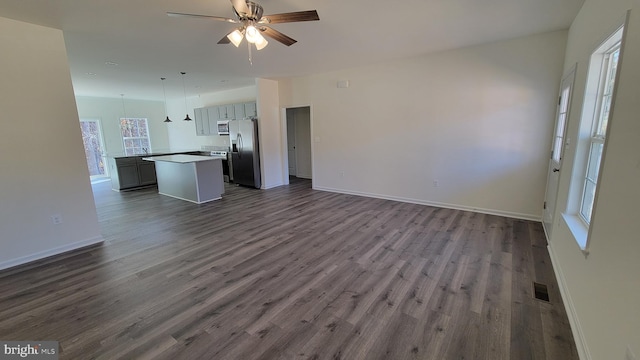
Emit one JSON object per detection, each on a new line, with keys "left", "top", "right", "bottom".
{"left": 562, "top": 23, "right": 625, "bottom": 253}
{"left": 120, "top": 117, "right": 151, "bottom": 156}
{"left": 578, "top": 44, "right": 620, "bottom": 225}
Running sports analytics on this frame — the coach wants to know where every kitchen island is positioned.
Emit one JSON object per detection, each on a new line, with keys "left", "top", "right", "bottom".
{"left": 142, "top": 154, "right": 225, "bottom": 204}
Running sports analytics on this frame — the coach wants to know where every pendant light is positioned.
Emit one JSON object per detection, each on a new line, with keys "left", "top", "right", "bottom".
{"left": 161, "top": 77, "right": 172, "bottom": 123}
{"left": 180, "top": 72, "right": 192, "bottom": 121}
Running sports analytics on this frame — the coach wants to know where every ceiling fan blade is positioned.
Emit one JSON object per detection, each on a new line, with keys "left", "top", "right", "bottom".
{"left": 167, "top": 12, "right": 238, "bottom": 23}
{"left": 260, "top": 10, "right": 319, "bottom": 24}
{"left": 230, "top": 0, "right": 250, "bottom": 15}
{"left": 261, "top": 26, "right": 297, "bottom": 46}
{"left": 217, "top": 33, "right": 232, "bottom": 44}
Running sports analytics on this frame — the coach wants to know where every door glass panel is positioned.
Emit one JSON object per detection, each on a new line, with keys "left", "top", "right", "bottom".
{"left": 80, "top": 120, "right": 107, "bottom": 177}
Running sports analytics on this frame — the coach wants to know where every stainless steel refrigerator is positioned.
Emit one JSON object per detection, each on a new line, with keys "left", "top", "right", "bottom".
{"left": 229, "top": 118, "right": 261, "bottom": 188}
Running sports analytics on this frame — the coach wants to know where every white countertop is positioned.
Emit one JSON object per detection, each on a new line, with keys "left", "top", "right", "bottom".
{"left": 142, "top": 154, "right": 225, "bottom": 163}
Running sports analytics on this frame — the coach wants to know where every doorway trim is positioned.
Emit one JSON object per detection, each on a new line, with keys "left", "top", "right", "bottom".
{"left": 280, "top": 104, "right": 314, "bottom": 187}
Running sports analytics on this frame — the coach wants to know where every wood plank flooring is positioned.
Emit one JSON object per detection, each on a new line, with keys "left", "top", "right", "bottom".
{"left": 0, "top": 179, "right": 578, "bottom": 359}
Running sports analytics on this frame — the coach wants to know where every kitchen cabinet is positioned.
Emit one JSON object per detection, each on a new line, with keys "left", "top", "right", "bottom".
{"left": 137, "top": 157, "right": 157, "bottom": 185}
{"left": 194, "top": 107, "right": 210, "bottom": 136}
{"left": 218, "top": 104, "right": 235, "bottom": 120}
{"left": 114, "top": 157, "right": 140, "bottom": 189}
{"left": 234, "top": 103, "right": 245, "bottom": 119}
{"left": 193, "top": 101, "right": 256, "bottom": 136}
{"left": 208, "top": 106, "right": 220, "bottom": 120}
{"left": 109, "top": 156, "right": 157, "bottom": 190}
{"left": 207, "top": 107, "right": 219, "bottom": 134}
{"left": 244, "top": 102, "right": 257, "bottom": 118}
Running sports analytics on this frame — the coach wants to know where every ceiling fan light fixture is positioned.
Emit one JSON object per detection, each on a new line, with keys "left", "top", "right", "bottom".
{"left": 245, "top": 25, "right": 259, "bottom": 43}
{"left": 255, "top": 36, "right": 268, "bottom": 50}
{"left": 228, "top": 29, "right": 244, "bottom": 47}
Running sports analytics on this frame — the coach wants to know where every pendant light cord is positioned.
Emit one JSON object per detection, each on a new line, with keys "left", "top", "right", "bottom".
{"left": 181, "top": 72, "right": 187, "bottom": 111}
{"left": 161, "top": 78, "right": 171, "bottom": 122}
{"left": 180, "top": 72, "right": 192, "bottom": 121}
{"left": 120, "top": 94, "right": 127, "bottom": 120}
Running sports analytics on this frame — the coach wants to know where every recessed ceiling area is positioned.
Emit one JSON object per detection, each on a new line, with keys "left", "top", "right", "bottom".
{"left": 0, "top": 0, "right": 584, "bottom": 101}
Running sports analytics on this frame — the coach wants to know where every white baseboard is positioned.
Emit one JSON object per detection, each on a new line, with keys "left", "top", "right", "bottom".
{"left": 547, "top": 242, "right": 591, "bottom": 360}
{"left": 313, "top": 186, "right": 541, "bottom": 222}
{"left": 262, "top": 182, "right": 284, "bottom": 190}
{"left": 0, "top": 236, "right": 104, "bottom": 272}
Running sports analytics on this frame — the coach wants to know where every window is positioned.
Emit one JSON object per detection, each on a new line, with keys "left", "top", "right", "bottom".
{"left": 579, "top": 44, "right": 620, "bottom": 224}
{"left": 120, "top": 117, "right": 151, "bottom": 156}
{"left": 563, "top": 25, "right": 623, "bottom": 251}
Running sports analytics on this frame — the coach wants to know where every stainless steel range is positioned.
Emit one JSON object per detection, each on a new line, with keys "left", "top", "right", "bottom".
{"left": 210, "top": 150, "right": 232, "bottom": 182}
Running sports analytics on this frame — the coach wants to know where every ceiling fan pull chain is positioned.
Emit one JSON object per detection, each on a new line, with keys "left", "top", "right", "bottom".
{"left": 248, "top": 40, "right": 253, "bottom": 65}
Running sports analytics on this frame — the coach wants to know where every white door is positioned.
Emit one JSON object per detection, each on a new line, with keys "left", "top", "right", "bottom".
{"left": 80, "top": 119, "right": 108, "bottom": 179}
{"left": 287, "top": 117, "right": 297, "bottom": 176}
{"left": 543, "top": 68, "right": 575, "bottom": 238}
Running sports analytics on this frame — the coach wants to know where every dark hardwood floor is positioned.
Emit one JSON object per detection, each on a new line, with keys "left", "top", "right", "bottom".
{"left": 0, "top": 179, "right": 578, "bottom": 359}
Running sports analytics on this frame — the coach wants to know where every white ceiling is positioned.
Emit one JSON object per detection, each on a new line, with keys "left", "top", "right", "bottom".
{"left": 0, "top": 0, "right": 584, "bottom": 101}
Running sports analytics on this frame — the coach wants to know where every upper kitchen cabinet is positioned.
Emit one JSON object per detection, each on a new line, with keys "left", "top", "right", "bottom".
{"left": 208, "top": 106, "right": 219, "bottom": 121}
{"left": 193, "top": 108, "right": 211, "bottom": 136}
{"left": 244, "top": 102, "right": 257, "bottom": 118}
{"left": 234, "top": 103, "right": 245, "bottom": 119}
{"left": 207, "top": 107, "right": 219, "bottom": 134}
{"left": 218, "top": 104, "right": 235, "bottom": 120}
{"left": 193, "top": 101, "right": 256, "bottom": 136}
{"left": 194, "top": 107, "right": 210, "bottom": 136}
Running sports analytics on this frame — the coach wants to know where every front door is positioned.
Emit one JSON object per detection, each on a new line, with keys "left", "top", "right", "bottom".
{"left": 543, "top": 67, "right": 575, "bottom": 239}
{"left": 80, "top": 119, "right": 108, "bottom": 179}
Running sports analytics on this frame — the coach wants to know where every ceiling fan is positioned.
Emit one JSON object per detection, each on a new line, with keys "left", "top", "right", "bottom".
{"left": 167, "top": 0, "right": 320, "bottom": 51}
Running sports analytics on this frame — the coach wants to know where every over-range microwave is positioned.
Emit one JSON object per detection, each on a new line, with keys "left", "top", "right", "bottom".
{"left": 217, "top": 120, "right": 229, "bottom": 135}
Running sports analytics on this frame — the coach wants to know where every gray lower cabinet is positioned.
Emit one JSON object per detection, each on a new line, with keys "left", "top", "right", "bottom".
{"left": 137, "top": 158, "right": 157, "bottom": 185}
{"left": 110, "top": 156, "right": 156, "bottom": 190}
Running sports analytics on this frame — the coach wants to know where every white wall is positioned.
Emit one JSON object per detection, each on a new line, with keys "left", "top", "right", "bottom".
{"left": 0, "top": 17, "right": 102, "bottom": 270}
{"left": 256, "top": 78, "right": 285, "bottom": 189}
{"left": 167, "top": 86, "right": 256, "bottom": 150}
{"left": 547, "top": 0, "right": 640, "bottom": 359}
{"left": 75, "top": 96, "right": 170, "bottom": 156}
{"left": 279, "top": 31, "right": 568, "bottom": 220}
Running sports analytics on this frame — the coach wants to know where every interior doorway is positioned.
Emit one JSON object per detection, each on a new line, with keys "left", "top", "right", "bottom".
{"left": 285, "top": 107, "right": 312, "bottom": 182}
{"left": 79, "top": 119, "right": 109, "bottom": 182}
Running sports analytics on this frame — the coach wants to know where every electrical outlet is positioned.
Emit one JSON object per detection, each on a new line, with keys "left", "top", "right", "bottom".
{"left": 433, "top": 180, "right": 439, "bottom": 187}
{"left": 340, "top": 171, "right": 344, "bottom": 178}
{"left": 51, "top": 214, "right": 62, "bottom": 225}
{"left": 626, "top": 346, "right": 637, "bottom": 360}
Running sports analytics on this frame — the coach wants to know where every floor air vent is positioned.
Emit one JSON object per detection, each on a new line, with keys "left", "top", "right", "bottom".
{"left": 533, "top": 282, "right": 550, "bottom": 302}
